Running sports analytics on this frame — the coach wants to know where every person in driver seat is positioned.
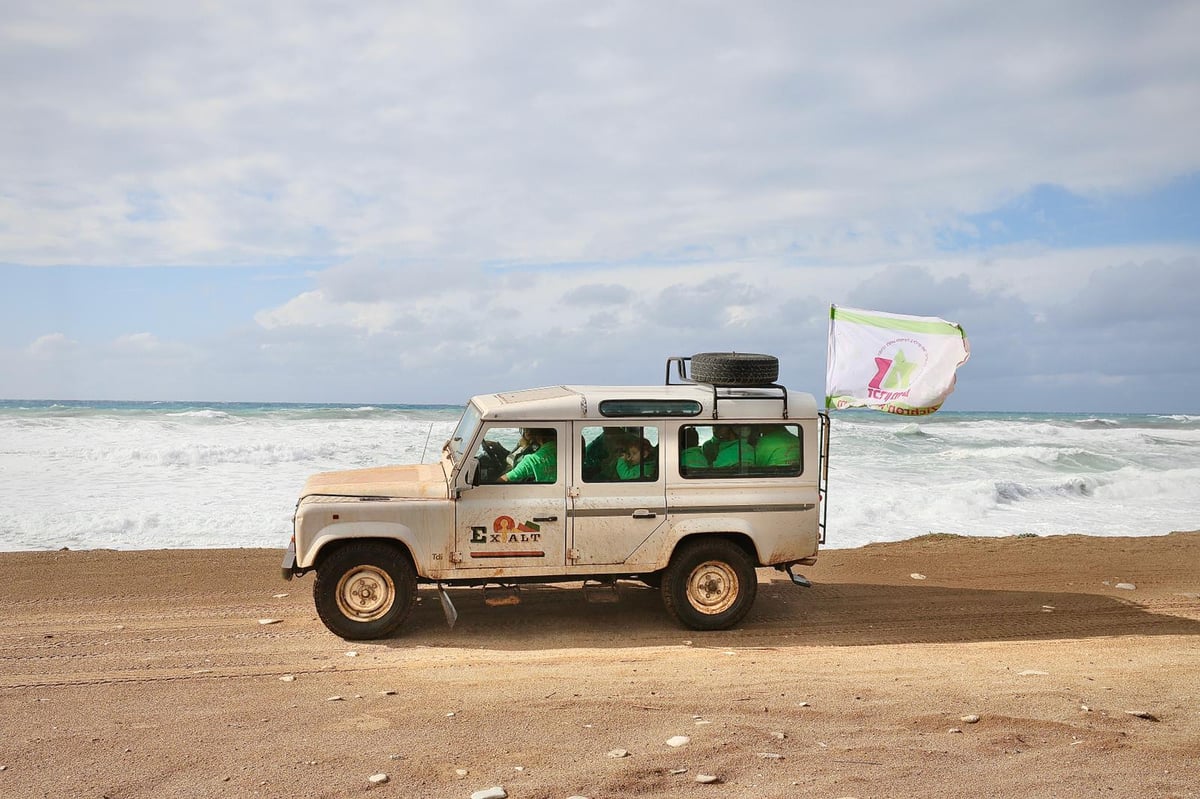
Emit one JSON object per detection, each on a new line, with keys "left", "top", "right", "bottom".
{"left": 506, "top": 428, "right": 540, "bottom": 469}
{"left": 499, "top": 428, "right": 557, "bottom": 483}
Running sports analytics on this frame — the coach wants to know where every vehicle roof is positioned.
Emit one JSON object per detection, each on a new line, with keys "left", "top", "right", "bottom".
{"left": 469, "top": 384, "right": 818, "bottom": 422}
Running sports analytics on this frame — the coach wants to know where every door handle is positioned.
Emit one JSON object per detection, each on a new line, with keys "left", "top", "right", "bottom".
{"left": 533, "top": 516, "right": 558, "bottom": 522}
{"left": 632, "top": 510, "right": 657, "bottom": 519}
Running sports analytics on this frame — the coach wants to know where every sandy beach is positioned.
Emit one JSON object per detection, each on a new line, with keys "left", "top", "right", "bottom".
{"left": 2, "top": 532, "right": 1197, "bottom": 798}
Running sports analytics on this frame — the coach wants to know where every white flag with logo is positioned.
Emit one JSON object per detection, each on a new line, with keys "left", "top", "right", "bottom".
{"left": 826, "top": 305, "right": 970, "bottom": 415}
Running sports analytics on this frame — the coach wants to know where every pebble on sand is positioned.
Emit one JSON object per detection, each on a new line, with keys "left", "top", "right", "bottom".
{"left": 470, "top": 787, "right": 507, "bottom": 799}
{"left": 1114, "top": 582, "right": 1137, "bottom": 590}
{"left": 665, "top": 736, "right": 690, "bottom": 747}
{"left": 695, "top": 774, "right": 720, "bottom": 784}
{"left": 960, "top": 714, "right": 981, "bottom": 724}
{"left": 258, "top": 619, "right": 282, "bottom": 625}
{"left": 279, "top": 675, "right": 295, "bottom": 682}
{"left": 326, "top": 696, "right": 344, "bottom": 702}
{"left": 367, "top": 773, "right": 389, "bottom": 785}
{"left": 910, "top": 573, "right": 927, "bottom": 580}
{"left": 607, "top": 749, "right": 630, "bottom": 758}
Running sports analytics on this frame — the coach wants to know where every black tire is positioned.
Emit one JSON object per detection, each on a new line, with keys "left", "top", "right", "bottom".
{"left": 690, "top": 352, "right": 779, "bottom": 386}
{"left": 313, "top": 541, "right": 417, "bottom": 640}
{"left": 661, "top": 538, "right": 758, "bottom": 630}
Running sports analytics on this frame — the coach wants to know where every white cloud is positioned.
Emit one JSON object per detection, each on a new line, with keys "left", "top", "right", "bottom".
{"left": 3, "top": 2, "right": 1199, "bottom": 411}
{"left": 28, "top": 332, "right": 78, "bottom": 358}
{"left": 112, "top": 332, "right": 166, "bottom": 354}
{"left": 1, "top": 1, "right": 1196, "bottom": 268}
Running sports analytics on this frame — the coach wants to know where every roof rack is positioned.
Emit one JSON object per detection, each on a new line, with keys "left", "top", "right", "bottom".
{"left": 664, "top": 356, "right": 789, "bottom": 420}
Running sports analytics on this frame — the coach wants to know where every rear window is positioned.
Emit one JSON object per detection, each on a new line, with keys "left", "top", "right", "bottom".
{"left": 678, "top": 424, "right": 803, "bottom": 478}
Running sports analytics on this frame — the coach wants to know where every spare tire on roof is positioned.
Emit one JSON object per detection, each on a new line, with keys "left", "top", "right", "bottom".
{"left": 690, "top": 352, "right": 779, "bottom": 386}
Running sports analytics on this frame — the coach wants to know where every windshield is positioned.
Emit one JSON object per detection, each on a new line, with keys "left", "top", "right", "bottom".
{"left": 446, "top": 403, "right": 482, "bottom": 465}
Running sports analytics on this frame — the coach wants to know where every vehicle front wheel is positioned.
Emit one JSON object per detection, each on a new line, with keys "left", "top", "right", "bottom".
{"left": 313, "top": 541, "right": 417, "bottom": 640}
{"left": 661, "top": 539, "right": 758, "bottom": 630}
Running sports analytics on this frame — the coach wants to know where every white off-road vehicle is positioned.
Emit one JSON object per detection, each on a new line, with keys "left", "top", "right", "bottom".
{"left": 282, "top": 353, "right": 830, "bottom": 639}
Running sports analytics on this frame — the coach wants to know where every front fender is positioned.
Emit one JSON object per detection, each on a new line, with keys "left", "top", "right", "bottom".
{"left": 299, "top": 521, "right": 424, "bottom": 572}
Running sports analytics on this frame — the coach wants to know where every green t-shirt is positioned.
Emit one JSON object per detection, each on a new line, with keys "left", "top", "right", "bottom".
{"left": 503, "top": 440, "right": 557, "bottom": 483}
{"left": 616, "top": 457, "right": 656, "bottom": 481}
{"left": 712, "top": 437, "right": 754, "bottom": 468}
{"left": 754, "top": 428, "right": 800, "bottom": 467}
{"left": 680, "top": 446, "right": 709, "bottom": 470}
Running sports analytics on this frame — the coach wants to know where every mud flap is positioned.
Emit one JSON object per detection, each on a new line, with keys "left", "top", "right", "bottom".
{"left": 438, "top": 584, "right": 458, "bottom": 629}
{"left": 784, "top": 564, "right": 812, "bottom": 588}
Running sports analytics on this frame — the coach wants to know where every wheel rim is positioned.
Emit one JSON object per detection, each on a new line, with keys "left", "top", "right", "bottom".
{"left": 685, "top": 560, "right": 740, "bottom": 615}
{"left": 335, "top": 565, "right": 395, "bottom": 622}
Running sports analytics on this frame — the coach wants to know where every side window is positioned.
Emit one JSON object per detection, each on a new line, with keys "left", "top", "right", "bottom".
{"left": 679, "top": 424, "right": 802, "bottom": 478}
{"left": 581, "top": 426, "right": 660, "bottom": 483}
{"left": 473, "top": 427, "right": 559, "bottom": 485}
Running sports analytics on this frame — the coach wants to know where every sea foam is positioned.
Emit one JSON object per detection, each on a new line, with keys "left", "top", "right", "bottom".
{"left": 1, "top": 402, "right": 1198, "bottom": 551}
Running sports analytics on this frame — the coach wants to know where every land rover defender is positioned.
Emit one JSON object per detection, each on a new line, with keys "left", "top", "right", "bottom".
{"left": 282, "top": 353, "right": 830, "bottom": 639}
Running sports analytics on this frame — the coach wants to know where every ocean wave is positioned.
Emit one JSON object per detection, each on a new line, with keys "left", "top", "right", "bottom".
{"left": 166, "top": 409, "right": 235, "bottom": 420}
{"left": 158, "top": 442, "right": 346, "bottom": 466}
{"left": 67, "top": 441, "right": 349, "bottom": 467}
{"left": 893, "top": 423, "right": 929, "bottom": 437}
{"left": 994, "top": 476, "right": 1103, "bottom": 504}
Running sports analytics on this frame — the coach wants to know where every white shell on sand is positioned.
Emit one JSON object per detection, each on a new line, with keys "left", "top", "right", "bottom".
{"left": 470, "top": 788, "right": 507, "bottom": 799}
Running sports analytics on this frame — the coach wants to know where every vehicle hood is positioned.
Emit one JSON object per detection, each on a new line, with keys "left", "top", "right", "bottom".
{"left": 300, "top": 463, "right": 450, "bottom": 500}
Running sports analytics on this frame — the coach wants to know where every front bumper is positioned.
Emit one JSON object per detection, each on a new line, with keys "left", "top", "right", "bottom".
{"left": 281, "top": 540, "right": 297, "bottom": 581}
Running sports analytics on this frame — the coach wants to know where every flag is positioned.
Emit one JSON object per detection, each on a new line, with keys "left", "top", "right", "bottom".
{"left": 826, "top": 305, "right": 970, "bottom": 415}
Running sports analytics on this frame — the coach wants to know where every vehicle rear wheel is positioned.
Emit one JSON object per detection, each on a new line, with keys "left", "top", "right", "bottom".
{"left": 313, "top": 541, "right": 417, "bottom": 640}
{"left": 690, "top": 352, "right": 779, "bottom": 386}
{"left": 661, "top": 539, "right": 758, "bottom": 630}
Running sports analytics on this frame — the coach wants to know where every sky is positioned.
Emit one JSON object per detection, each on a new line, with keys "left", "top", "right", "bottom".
{"left": 2, "top": 1, "right": 1198, "bottom": 412}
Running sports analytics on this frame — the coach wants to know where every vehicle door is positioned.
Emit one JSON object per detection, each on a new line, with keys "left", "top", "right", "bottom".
{"left": 454, "top": 422, "right": 568, "bottom": 570}
{"left": 569, "top": 423, "right": 666, "bottom": 565}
